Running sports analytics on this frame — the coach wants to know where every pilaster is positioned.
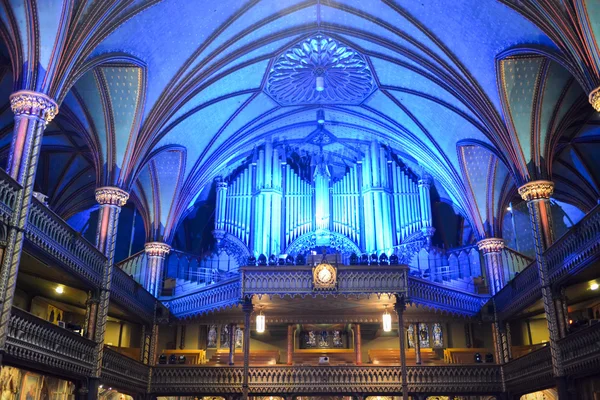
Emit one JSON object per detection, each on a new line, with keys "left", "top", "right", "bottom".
{"left": 518, "top": 180, "right": 566, "bottom": 395}
{"left": 394, "top": 294, "right": 408, "bottom": 400}
{"left": 0, "top": 90, "right": 58, "bottom": 356}
{"left": 144, "top": 242, "right": 171, "bottom": 297}
{"left": 477, "top": 238, "right": 506, "bottom": 295}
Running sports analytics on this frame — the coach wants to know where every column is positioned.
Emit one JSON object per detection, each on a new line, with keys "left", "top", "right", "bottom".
{"left": 394, "top": 294, "right": 408, "bottom": 400}
{"left": 84, "top": 293, "right": 99, "bottom": 340}
{"left": 91, "top": 187, "right": 129, "bottom": 393}
{"left": 418, "top": 175, "right": 435, "bottom": 246}
{"left": 242, "top": 298, "right": 253, "bottom": 400}
{"left": 554, "top": 287, "right": 569, "bottom": 339}
{"left": 518, "top": 180, "right": 567, "bottom": 397}
{"left": 414, "top": 322, "right": 422, "bottom": 365}
{"left": 213, "top": 179, "right": 228, "bottom": 242}
{"left": 287, "top": 324, "right": 294, "bottom": 365}
{"left": 0, "top": 92, "right": 58, "bottom": 356}
{"left": 477, "top": 238, "right": 506, "bottom": 295}
{"left": 144, "top": 242, "right": 171, "bottom": 297}
{"left": 229, "top": 323, "right": 236, "bottom": 365}
{"left": 355, "top": 324, "right": 362, "bottom": 365}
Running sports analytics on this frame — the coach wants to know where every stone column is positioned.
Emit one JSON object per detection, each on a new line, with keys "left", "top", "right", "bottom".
{"left": 84, "top": 293, "right": 99, "bottom": 340}
{"left": 242, "top": 298, "right": 253, "bottom": 400}
{"left": 414, "top": 322, "right": 422, "bottom": 365}
{"left": 229, "top": 323, "right": 236, "bottom": 365}
{"left": 0, "top": 91, "right": 58, "bottom": 356}
{"left": 144, "top": 242, "right": 171, "bottom": 297}
{"left": 91, "top": 187, "right": 128, "bottom": 392}
{"left": 394, "top": 294, "right": 408, "bottom": 400}
{"left": 518, "top": 180, "right": 567, "bottom": 397}
{"left": 554, "top": 287, "right": 569, "bottom": 339}
{"left": 287, "top": 324, "right": 293, "bottom": 365}
{"left": 477, "top": 238, "right": 506, "bottom": 295}
{"left": 355, "top": 323, "right": 362, "bottom": 365}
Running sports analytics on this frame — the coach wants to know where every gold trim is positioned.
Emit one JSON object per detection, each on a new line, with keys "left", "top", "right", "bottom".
{"left": 518, "top": 180, "right": 554, "bottom": 201}
{"left": 313, "top": 262, "right": 337, "bottom": 289}
{"left": 95, "top": 186, "right": 129, "bottom": 206}
{"left": 477, "top": 238, "right": 504, "bottom": 254}
{"left": 145, "top": 242, "right": 171, "bottom": 257}
{"left": 590, "top": 86, "right": 600, "bottom": 112}
{"left": 9, "top": 90, "right": 58, "bottom": 123}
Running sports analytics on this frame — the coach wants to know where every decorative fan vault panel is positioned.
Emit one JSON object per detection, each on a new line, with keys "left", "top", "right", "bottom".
{"left": 265, "top": 35, "right": 376, "bottom": 105}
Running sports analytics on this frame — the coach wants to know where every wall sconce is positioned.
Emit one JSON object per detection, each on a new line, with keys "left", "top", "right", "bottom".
{"left": 256, "top": 309, "right": 266, "bottom": 333}
{"left": 382, "top": 305, "right": 392, "bottom": 332}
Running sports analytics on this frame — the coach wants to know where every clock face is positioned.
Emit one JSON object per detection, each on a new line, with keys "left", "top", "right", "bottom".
{"left": 317, "top": 267, "right": 332, "bottom": 283}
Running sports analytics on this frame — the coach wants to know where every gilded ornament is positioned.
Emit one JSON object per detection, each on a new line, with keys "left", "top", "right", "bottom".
{"left": 94, "top": 186, "right": 129, "bottom": 206}
{"left": 590, "top": 86, "right": 600, "bottom": 112}
{"left": 477, "top": 238, "right": 504, "bottom": 254}
{"left": 144, "top": 242, "right": 171, "bottom": 257}
{"left": 9, "top": 90, "right": 58, "bottom": 123}
{"left": 313, "top": 261, "right": 337, "bottom": 289}
{"left": 518, "top": 180, "right": 554, "bottom": 201}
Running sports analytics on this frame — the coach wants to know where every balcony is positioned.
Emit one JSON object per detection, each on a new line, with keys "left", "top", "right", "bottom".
{"left": 503, "top": 345, "right": 553, "bottom": 395}
{"left": 494, "top": 205, "right": 600, "bottom": 319}
{"left": 151, "top": 364, "right": 501, "bottom": 395}
{"left": 560, "top": 322, "right": 600, "bottom": 377}
{"left": 4, "top": 307, "right": 95, "bottom": 377}
{"left": 101, "top": 347, "right": 149, "bottom": 393}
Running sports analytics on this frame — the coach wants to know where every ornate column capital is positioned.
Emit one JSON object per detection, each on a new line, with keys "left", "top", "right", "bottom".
{"left": 9, "top": 90, "right": 58, "bottom": 123}
{"left": 418, "top": 174, "right": 432, "bottom": 187}
{"left": 144, "top": 242, "right": 171, "bottom": 258}
{"left": 518, "top": 180, "right": 554, "bottom": 201}
{"left": 477, "top": 238, "right": 505, "bottom": 254}
{"left": 95, "top": 186, "right": 129, "bottom": 206}
{"left": 590, "top": 86, "right": 600, "bottom": 112}
{"left": 215, "top": 179, "right": 228, "bottom": 190}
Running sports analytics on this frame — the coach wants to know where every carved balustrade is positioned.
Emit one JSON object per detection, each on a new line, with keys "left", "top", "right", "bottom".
{"left": 151, "top": 365, "right": 501, "bottom": 395}
{"left": 101, "top": 347, "right": 150, "bottom": 392}
{"left": 165, "top": 277, "right": 241, "bottom": 318}
{"left": 493, "top": 260, "right": 539, "bottom": 319}
{"left": 25, "top": 197, "right": 105, "bottom": 286}
{"left": 503, "top": 345, "right": 552, "bottom": 394}
{"left": 546, "top": 204, "right": 600, "bottom": 282}
{"left": 560, "top": 322, "right": 600, "bottom": 377}
{"left": 111, "top": 266, "right": 161, "bottom": 321}
{"left": 241, "top": 265, "right": 408, "bottom": 297}
{"left": 5, "top": 307, "right": 95, "bottom": 376}
{"left": 0, "top": 168, "right": 20, "bottom": 225}
{"left": 407, "top": 277, "right": 488, "bottom": 316}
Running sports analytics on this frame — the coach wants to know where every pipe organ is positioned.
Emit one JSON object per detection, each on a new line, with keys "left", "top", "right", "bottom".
{"left": 215, "top": 141, "right": 434, "bottom": 257}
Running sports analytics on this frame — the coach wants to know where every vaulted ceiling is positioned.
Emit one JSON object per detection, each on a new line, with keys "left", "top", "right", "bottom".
{"left": 0, "top": 0, "right": 599, "bottom": 246}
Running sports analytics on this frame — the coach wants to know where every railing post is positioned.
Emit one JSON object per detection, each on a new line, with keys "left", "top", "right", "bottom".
{"left": 414, "top": 321, "right": 422, "bottom": 365}
{"left": 518, "top": 180, "right": 569, "bottom": 399}
{"left": 0, "top": 91, "right": 58, "bottom": 362}
{"left": 242, "top": 297, "right": 253, "bottom": 400}
{"left": 229, "top": 322, "right": 236, "bottom": 365}
{"left": 394, "top": 294, "right": 408, "bottom": 400}
{"left": 287, "top": 324, "right": 294, "bottom": 365}
{"left": 354, "top": 323, "right": 362, "bottom": 365}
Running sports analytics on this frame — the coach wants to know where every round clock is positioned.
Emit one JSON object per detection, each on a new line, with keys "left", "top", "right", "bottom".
{"left": 317, "top": 266, "right": 333, "bottom": 283}
{"left": 313, "top": 262, "right": 336, "bottom": 289}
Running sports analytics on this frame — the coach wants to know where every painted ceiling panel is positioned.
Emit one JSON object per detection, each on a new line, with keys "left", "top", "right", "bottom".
{"left": 370, "top": 57, "right": 476, "bottom": 120}
{"left": 538, "top": 62, "right": 574, "bottom": 152}
{"left": 320, "top": 2, "right": 459, "bottom": 75}
{"left": 459, "top": 145, "right": 490, "bottom": 234}
{"left": 499, "top": 56, "right": 543, "bottom": 168}
{"left": 576, "top": 0, "right": 600, "bottom": 67}
{"left": 166, "top": 59, "right": 269, "bottom": 127}
{"left": 398, "top": 0, "right": 557, "bottom": 113}
{"left": 36, "top": 0, "right": 67, "bottom": 73}
{"left": 157, "top": 93, "right": 253, "bottom": 180}
{"left": 72, "top": 71, "right": 108, "bottom": 163}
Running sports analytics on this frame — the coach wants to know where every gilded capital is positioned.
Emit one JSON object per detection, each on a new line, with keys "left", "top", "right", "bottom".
{"left": 144, "top": 242, "right": 171, "bottom": 257}
{"left": 477, "top": 238, "right": 504, "bottom": 254}
{"left": 590, "top": 86, "right": 600, "bottom": 112}
{"left": 95, "top": 186, "right": 129, "bottom": 206}
{"left": 10, "top": 90, "right": 58, "bottom": 123}
{"left": 518, "top": 180, "right": 554, "bottom": 201}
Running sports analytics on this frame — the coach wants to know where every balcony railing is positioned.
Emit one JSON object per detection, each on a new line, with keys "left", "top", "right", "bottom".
{"left": 408, "top": 277, "right": 488, "bottom": 316}
{"left": 5, "top": 307, "right": 95, "bottom": 377}
{"left": 151, "top": 365, "right": 501, "bottom": 395}
{"left": 111, "top": 266, "right": 160, "bottom": 321}
{"left": 560, "top": 322, "right": 600, "bottom": 376}
{"left": 503, "top": 345, "right": 552, "bottom": 394}
{"left": 165, "top": 277, "right": 241, "bottom": 318}
{"left": 26, "top": 197, "right": 106, "bottom": 286}
{"left": 546, "top": 204, "right": 600, "bottom": 282}
{"left": 0, "top": 168, "right": 20, "bottom": 225}
{"left": 102, "top": 347, "right": 149, "bottom": 392}
{"left": 493, "top": 259, "right": 539, "bottom": 319}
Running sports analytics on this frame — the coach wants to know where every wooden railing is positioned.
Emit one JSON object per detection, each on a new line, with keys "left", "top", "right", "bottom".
{"left": 503, "top": 345, "right": 553, "bottom": 394}
{"left": 111, "top": 265, "right": 158, "bottom": 321}
{"left": 101, "top": 347, "right": 149, "bottom": 392}
{"left": 165, "top": 277, "right": 241, "bottom": 318}
{"left": 5, "top": 307, "right": 95, "bottom": 377}
{"left": 26, "top": 197, "right": 106, "bottom": 286}
{"left": 151, "top": 365, "right": 501, "bottom": 395}
{"left": 408, "top": 277, "right": 488, "bottom": 316}
{"left": 560, "top": 322, "right": 600, "bottom": 376}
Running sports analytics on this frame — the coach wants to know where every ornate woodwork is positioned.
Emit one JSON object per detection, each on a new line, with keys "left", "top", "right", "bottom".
{"left": 101, "top": 347, "right": 150, "bottom": 393}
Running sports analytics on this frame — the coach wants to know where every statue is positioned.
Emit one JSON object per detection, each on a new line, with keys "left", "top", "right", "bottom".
{"left": 307, "top": 331, "right": 316, "bottom": 347}
{"left": 235, "top": 327, "right": 243, "bottom": 348}
{"left": 333, "top": 330, "right": 342, "bottom": 347}
{"left": 207, "top": 325, "right": 217, "bottom": 348}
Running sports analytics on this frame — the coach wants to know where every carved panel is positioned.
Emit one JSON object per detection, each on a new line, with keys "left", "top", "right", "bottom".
{"left": 101, "top": 347, "right": 149, "bottom": 392}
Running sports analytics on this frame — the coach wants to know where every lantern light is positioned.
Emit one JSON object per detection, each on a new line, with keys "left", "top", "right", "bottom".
{"left": 317, "top": 109, "right": 325, "bottom": 124}
{"left": 382, "top": 305, "right": 392, "bottom": 332}
{"left": 256, "top": 310, "right": 266, "bottom": 333}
